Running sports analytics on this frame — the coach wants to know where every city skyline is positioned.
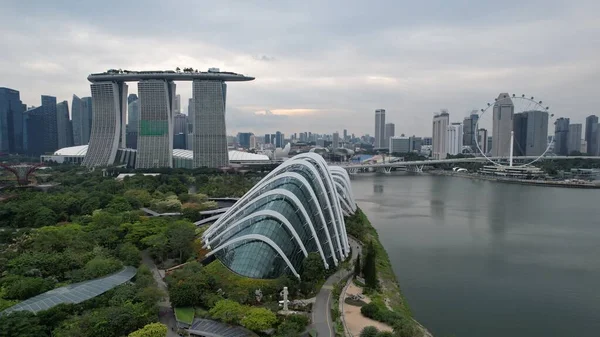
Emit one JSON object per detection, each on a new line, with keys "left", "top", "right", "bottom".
{"left": 1, "top": 1, "right": 599, "bottom": 136}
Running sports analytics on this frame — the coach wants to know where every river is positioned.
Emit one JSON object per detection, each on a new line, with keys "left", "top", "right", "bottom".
{"left": 351, "top": 172, "right": 600, "bottom": 337}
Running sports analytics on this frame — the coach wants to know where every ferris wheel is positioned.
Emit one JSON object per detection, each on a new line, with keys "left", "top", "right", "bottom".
{"left": 474, "top": 93, "right": 555, "bottom": 167}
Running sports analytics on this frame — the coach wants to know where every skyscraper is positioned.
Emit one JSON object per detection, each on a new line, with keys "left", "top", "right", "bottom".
{"left": 432, "top": 111, "right": 449, "bottom": 159}
{"left": 249, "top": 134, "right": 257, "bottom": 149}
{"left": 56, "top": 100, "right": 73, "bottom": 148}
{"left": 174, "top": 94, "right": 181, "bottom": 114}
{"left": 374, "top": 109, "right": 386, "bottom": 149}
{"left": 83, "top": 82, "right": 128, "bottom": 167}
{"left": 275, "top": 131, "right": 283, "bottom": 148}
{"left": 568, "top": 124, "right": 582, "bottom": 154}
{"left": 126, "top": 98, "right": 139, "bottom": 149}
{"left": 462, "top": 111, "right": 479, "bottom": 150}
{"left": 264, "top": 134, "right": 271, "bottom": 144}
{"left": 477, "top": 129, "right": 488, "bottom": 154}
{"left": 0, "top": 87, "right": 25, "bottom": 153}
{"left": 512, "top": 112, "right": 528, "bottom": 156}
{"left": 524, "top": 110, "right": 548, "bottom": 156}
{"left": 408, "top": 136, "right": 422, "bottom": 152}
{"left": 173, "top": 113, "right": 188, "bottom": 135}
{"left": 136, "top": 80, "right": 175, "bottom": 168}
{"left": 585, "top": 115, "right": 598, "bottom": 155}
{"left": 188, "top": 98, "right": 194, "bottom": 115}
{"left": 492, "top": 93, "right": 514, "bottom": 157}
{"left": 237, "top": 132, "right": 253, "bottom": 149}
{"left": 127, "top": 93, "right": 138, "bottom": 104}
{"left": 24, "top": 106, "right": 46, "bottom": 155}
{"left": 385, "top": 123, "right": 395, "bottom": 149}
{"left": 332, "top": 132, "right": 340, "bottom": 149}
{"left": 554, "top": 117, "right": 570, "bottom": 156}
{"left": 446, "top": 123, "right": 463, "bottom": 156}
{"left": 343, "top": 129, "right": 348, "bottom": 141}
{"left": 72, "top": 95, "right": 93, "bottom": 146}
{"left": 191, "top": 80, "right": 229, "bottom": 168}
{"left": 41, "top": 95, "right": 58, "bottom": 153}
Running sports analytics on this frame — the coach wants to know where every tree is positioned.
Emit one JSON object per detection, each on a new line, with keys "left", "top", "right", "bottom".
{"left": 375, "top": 331, "right": 394, "bottom": 337}
{"left": 167, "top": 220, "right": 196, "bottom": 262}
{"left": 240, "top": 307, "right": 277, "bottom": 332}
{"left": 118, "top": 243, "right": 141, "bottom": 267}
{"left": 301, "top": 252, "right": 325, "bottom": 282}
{"left": 81, "top": 256, "right": 122, "bottom": 280}
{"left": 209, "top": 300, "right": 245, "bottom": 324}
{"left": 360, "top": 326, "right": 379, "bottom": 337}
{"left": 0, "top": 311, "right": 46, "bottom": 337}
{"left": 354, "top": 253, "right": 361, "bottom": 276}
{"left": 363, "top": 241, "right": 378, "bottom": 289}
{"left": 128, "top": 322, "right": 167, "bottom": 337}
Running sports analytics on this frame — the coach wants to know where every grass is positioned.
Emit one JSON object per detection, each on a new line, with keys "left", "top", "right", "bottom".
{"left": 175, "top": 306, "right": 195, "bottom": 324}
{"left": 203, "top": 259, "right": 283, "bottom": 300}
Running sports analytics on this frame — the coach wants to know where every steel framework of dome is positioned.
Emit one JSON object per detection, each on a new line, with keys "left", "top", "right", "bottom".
{"left": 202, "top": 153, "right": 356, "bottom": 279}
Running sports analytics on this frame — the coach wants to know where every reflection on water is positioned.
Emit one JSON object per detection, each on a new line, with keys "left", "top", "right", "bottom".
{"left": 351, "top": 172, "right": 600, "bottom": 337}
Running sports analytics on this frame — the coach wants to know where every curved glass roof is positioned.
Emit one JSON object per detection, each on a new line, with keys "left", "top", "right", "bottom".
{"left": 1, "top": 266, "right": 137, "bottom": 315}
{"left": 53, "top": 145, "right": 270, "bottom": 162}
{"left": 202, "top": 153, "right": 356, "bottom": 279}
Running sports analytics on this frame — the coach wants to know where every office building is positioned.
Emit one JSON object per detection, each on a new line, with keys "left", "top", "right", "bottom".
{"left": 24, "top": 106, "right": 46, "bottom": 155}
{"left": 389, "top": 136, "right": 410, "bottom": 154}
{"left": 568, "top": 124, "right": 582, "bottom": 154}
{"left": 385, "top": 123, "right": 395, "bottom": 149}
{"left": 343, "top": 129, "right": 348, "bottom": 141}
{"left": 374, "top": 109, "right": 386, "bottom": 149}
{"left": 524, "top": 110, "right": 549, "bottom": 156}
{"left": 492, "top": 93, "right": 514, "bottom": 157}
{"left": 512, "top": 112, "right": 528, "bottom": 156}
{"left": 174, "top": 94, "right": 181, "bottom": 114}
{"left": 127, "top": 93, "right": 138, "bottom": 105}
{"left": 249, "top": 134, "right": 257, "bottom": 149}
{"left": 41, "top": 95, "right": 59, "bottom": 153}
{"left": 264, "top": 134, "right": 271, "bottom": 144}
{"left": 332, "top": 132, "right": 340, "bottom": 149}
{"left": 136, "top": 80, "right": 175, "bottom": 168}
{"left": 487, "top": 136, "right": 493, "bottom": 153}
{"left": 446, "top": 123, "right": 463, "bottom": 156}
{"left": 422, "top": 137, "right": 432, "bottom": 146}
{"left": 275, "top": 131, "right": 284, "bottom": 148}
{"left": 173, "top": 133, "right": 186, "bottom": 150}
{"left": 477, "top": 129, "right": 488, "bottom": 154}
{"left": 554, "top": 117, "right": 570, "bottom": 155}
{"left": 408, "top": 136, "right": 422, "bottom": 152}
{"left": 83, "top": 82, "right": 128, "bottom": 167}
{"left": 56, "top": 101, "right": 73, "bottom": 148}
{"left": 237, "top": 132, "right": 253, "bottom": 149}
{"left": 0, "top": 87, "right": 25, "bottom": 153}
{"left": 463, "top": 111, "right": 479, "bottom": 149}
{"left": 432, "top": 111, "right": 449, "bottom": 159}
{"left": 585, "top": 115, "right": 598, "bottom": 155}
{"left": 72, "top": 95, "right": 93, "bottom": 146}
{"left": 126, "top": 98, "right": 139, "bottom": 149}
{"left": 173, "top": 113, "right": 188, "bottom": 135}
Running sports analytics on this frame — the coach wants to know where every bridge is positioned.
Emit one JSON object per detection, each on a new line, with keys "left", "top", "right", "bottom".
{"left": 336, "top": 156, "right": 600, "bottom": 173}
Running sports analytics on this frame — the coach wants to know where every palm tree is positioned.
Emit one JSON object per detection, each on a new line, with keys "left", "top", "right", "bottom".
{"left": 176, "top": 67, "right": 181, "bottom": 72}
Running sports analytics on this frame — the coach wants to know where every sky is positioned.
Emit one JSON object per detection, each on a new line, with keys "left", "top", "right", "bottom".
{"left": 1, "top": 0, "right": 599, "bottom": 137}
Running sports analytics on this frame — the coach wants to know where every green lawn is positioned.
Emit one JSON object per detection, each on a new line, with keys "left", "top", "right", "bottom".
{"left": 174, "top": 306, "right": 194, "bottom": 324}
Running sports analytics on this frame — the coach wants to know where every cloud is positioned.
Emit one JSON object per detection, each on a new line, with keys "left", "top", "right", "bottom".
{"left": 1, "top": 0, "right": 599, "bottom": 136}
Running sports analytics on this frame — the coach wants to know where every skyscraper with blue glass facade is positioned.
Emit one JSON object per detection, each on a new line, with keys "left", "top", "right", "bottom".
{"left": 0, "top": 87, "right": 25, "bottom": 153}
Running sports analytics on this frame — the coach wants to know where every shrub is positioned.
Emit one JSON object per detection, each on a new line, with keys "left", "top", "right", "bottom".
{"left": 240, "top": 307, "right": 277, "bottom": 332}
{"left": 360, "top": 326, "right": 379, "bottom": 337}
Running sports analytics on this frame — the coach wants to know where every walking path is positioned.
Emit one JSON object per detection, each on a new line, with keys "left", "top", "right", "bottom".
{"left": 311, "top": 237, "right": 362, "bottom": 337}
{"left": 141, "top": 251, "right": 178, "bottom": 337}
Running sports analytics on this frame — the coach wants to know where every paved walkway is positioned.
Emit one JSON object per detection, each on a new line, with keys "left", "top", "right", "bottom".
{"left": 142, "top": 251, "right": 178, "bottom": 337}
{"left": 311, "top": 238, "right": 362, "bottom": 337}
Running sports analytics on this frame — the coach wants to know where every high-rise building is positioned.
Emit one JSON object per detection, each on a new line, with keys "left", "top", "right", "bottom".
{"left": 554, "top": 117, "right": 570, "bottom": 156}
{"left": 191, "top": 80, "right": 229, "bottom": 168}
{"left": 512, "top": 112, "right": 528, "bottom": 156}
{"left": 264, "top": 134, "right": 271, "bottom": 145}
{"left": 237, "top": 132, "right": 253, "bottom": 149}
{"left": 126, "top": 98, "right": 139, "bottom": 149}
{"left": 524, "top": 110, "right": 548, "bottom": 156}
{"left": 422, "top": 137, "right": 432, "bottom": 146}
{"left": 487, "top": 136, "right": 493, "bottom": 153}
{"left": 173, "top": 113, "right": 188, "bottom": 135}
{"left": 56, "top": 101, "right": 73, "bottom": 148}
{"left": 83, "top": 82, "right": 128, "bottom": 167}
{"left": 72, "top": 95, "right": 93, "bottom": 146}
{"left": 408, "top": 136, "right": 422, "bottom": 152}
{"left": 41, "top": 95, "right": 58, "bottom": 153}
{"left": 275, "top": 131, "right": 284, "bottom": 148}
{"left": 389, "top": 136, "right": 410, "bottom": 154}
{"left": 332, "top": 132, "right": 340, "bottom": 149}
{"left": 136, "top": 80, "right": 175, "bottom": 168}
{"left": 385, "top": 123, "right": 395, "bottom": 150}
{"left": 585, "top": 115, "right": 598, "bottom": 155}
{"left": 127, "top": 93, "right": 138, "bottom": 104}
{"left": 249, "top": 134, "right": 257, "bottom": 149}
{"left": 477, "top": 129, "right": 488, "bottom": 154}
{"left": 432, "top": 111, "right": 449, "bottom": 159}
{"left": 343, "top": 129, "right": 348, "bottom": 141}
{"left": 492, "top": 93, "right": 514, "bottom": 157}
{"left": 174, "top": 94, "right": 181, "bottom": 114}
{"left": 0, "top": 87, "right": 25, "bottom": 153}
{"left": 374, "top": 109, "right": 386, "bottom": 149}
{"left": 568, "top": 124, "right": 582, "bottom": 154}
{"left": 24, "top": 106, "right": 46, "bottom": 155}
{"left": 462, "top": 111, "right": 479, "bottom": 149}
{"left": 446, "top": 123, "right": 463, "bottom": 156}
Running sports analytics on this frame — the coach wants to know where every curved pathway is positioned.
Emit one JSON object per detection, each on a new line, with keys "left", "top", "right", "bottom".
{"left": 311, "top": 237, "right": 362, "bottom": 337}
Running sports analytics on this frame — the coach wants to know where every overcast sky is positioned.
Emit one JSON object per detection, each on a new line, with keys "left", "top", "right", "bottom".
{"left": 1, "top": 0, "right": 599, "bottom": 137}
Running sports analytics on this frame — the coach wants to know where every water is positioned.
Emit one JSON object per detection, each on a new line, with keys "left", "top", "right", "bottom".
{"left": 351, "top": 172, "right": 600, "bottom": 337}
